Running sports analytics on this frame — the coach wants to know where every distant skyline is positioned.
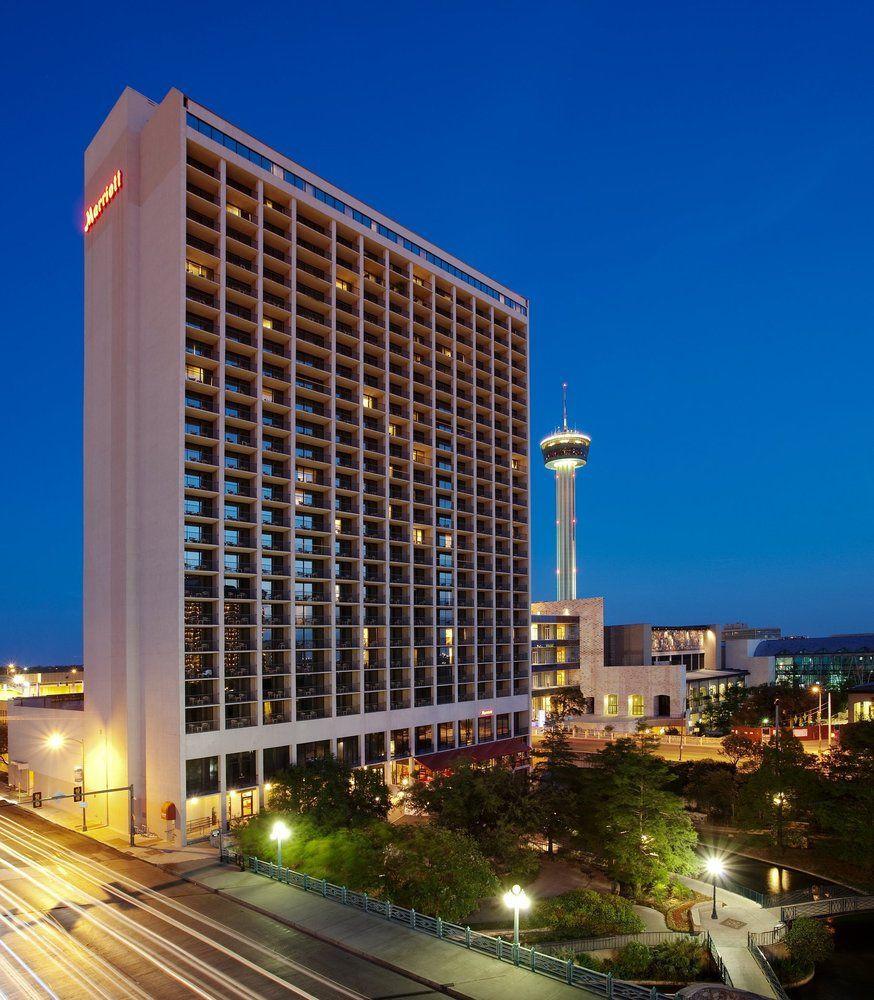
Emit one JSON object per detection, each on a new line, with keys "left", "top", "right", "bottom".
{"left": 2, "top": 1, "right": 873, "bottom": 662}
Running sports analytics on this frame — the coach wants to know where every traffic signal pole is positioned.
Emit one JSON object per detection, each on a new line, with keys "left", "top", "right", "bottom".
{"left": 28, "top": 784, "right": 136, "bottom": 846}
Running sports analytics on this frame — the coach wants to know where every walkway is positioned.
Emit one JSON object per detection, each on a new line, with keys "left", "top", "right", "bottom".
{"left": 167, "top": 856, "right": 599, "bottom": 1000}
{"left": 680, "top": 875, "right": 782, "bottom": 999}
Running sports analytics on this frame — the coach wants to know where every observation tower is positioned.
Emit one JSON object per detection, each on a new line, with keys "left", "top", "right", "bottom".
{"left": 540, "top": 384, "right": 590, "bottom": 601}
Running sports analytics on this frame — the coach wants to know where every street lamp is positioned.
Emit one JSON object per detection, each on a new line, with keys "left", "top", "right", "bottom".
{"left": 45, "top": 733, "right": 87, "bottom": 832}
{"left": 502, "top": 883, "right": 530, "bottom": 948}
{"left": 270, "top": 819, "right": 291, "bottom": 869}
{"left": 705, "top": 857, "right": 724, "bottom": 920}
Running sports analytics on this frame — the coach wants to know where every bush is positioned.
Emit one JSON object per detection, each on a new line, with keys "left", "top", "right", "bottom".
{"left": 611, "top": 941, "right": 652, "bottom": 978}
{"left": 575, "top": 952, "right": 605, "bottom": 972}
{"left": 534, "top": 889, "right": 645, "bottom": 938}
{"left": 785, "top": 917, "right": 833, "bottom": 968}
{"left": 648, "top": 938, "right": 707, "bottom": 981}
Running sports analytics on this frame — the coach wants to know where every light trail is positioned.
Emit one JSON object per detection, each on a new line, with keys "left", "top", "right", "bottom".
{"left": 0, "top": 881, "right": 149, "bottom": 1000}
{"left": 0, "top": 845, "right": 225, "bottom": 999}
{"left": 0, "top": 812, "right": 367, "bottom": 1000}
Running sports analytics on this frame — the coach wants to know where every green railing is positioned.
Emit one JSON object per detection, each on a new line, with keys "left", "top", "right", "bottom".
{"left": 746, "top": 936, "right": 789, "bottom": 1000}
{"left": 221, "top": 850, "right": 670, "bottom": 1000}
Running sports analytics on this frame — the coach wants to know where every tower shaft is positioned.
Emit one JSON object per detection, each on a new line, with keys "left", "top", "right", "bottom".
{"left": 555, "top": 466, "right": 578, "bottom": 601}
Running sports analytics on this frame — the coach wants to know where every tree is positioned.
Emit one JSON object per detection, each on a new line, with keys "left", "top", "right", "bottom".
{"left": 550, "top": 688, "right": 590, "bottom": 722}
{"left": 785, "top": 917, "right": 834, "bottom": 968}
{"left": 736, "top": 734, "right": 815, "bottom": 849}
{"left": 405, "top": 761, "right": 537, "bottom": 868}
{"left": 532, "top": 725, "right": 584, "bottom": 855}
{"left": 683, "top": 762, "right": 734, "bottom": 821}
{"left": 720, "top": 732, "right": 762, "bottom": 773}
{"left": 696, "top": 686, "right": 748, "bottom": 736}
{"left": 583, "top": 737, "right": 698, "bottom": 895}
{"left": 732, "top": 685, "right": 816, "bottom": 728}
{"left": 382, "top": 826, "right": 498, "bottom": 922}
{"left": 267, "top": 755, "right": 389, "bottom": 829}
{"left": 816, "top": 734, "right": 874, "bottom": 873}
{"left": 233, "top": 813, "right": 391, "bottom": 889}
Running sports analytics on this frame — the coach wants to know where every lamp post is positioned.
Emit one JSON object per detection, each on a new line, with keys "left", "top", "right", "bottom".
{"left": 46, "top": 733, "right": 87, "bottom": 832}
{"left": 270, "top": 819, "right": 291, "bottom": 870}
{"left": 810, "top": 685, "right": 823, "bottom": 755}
{"left": 502, "top": 883, "right": 530, "bottom": 949}
{"left": 705, "top": 858, "right": 724, "bottom": 920}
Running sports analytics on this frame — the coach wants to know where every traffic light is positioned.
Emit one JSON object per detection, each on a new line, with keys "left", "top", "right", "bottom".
{"left": 73, "top": 786, "right": 83, "bottom": 802}
{"left": 32, "top": 791, "right": 42, "bottom": 808}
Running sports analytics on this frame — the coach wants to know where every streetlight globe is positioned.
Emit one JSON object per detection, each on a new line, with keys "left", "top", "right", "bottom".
{"left": 705, "top": 857, "right": 724, "bottom": 878}
{"left": 270, "top": 820, "right": 291, "bottom": 843}
{"left": 810, "top": 684, "right": 821, "bottom": 694}
{"left": 503, "top": 883, "right": 530, "bottom": 910}
{"left": 46, "top": 733, "right": 64, "bottom": 751}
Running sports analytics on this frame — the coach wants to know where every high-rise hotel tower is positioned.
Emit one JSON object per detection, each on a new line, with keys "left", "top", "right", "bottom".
{"left": 85, "top": 88, "right": 531, "bottom": 843}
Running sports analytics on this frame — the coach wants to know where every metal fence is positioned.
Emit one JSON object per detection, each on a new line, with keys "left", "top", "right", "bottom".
{"left": 538, "top": 931, "right": 700, "bottom": 955}
{"left": 781, "top": 894, "right": 874, "bottom": 921}
{"left": 221, "top": 850, "right": 671, "bottom": 999}
{"left": 718, "top": 875, "right": 845, "bottom": 910}
{"left": 746, "top": 937, "right": 789, "bottom": 1000}
{"left": 706, "top": 931, "right": 733, "bottom": 989}
{"left": 748, "top": 925, "right": 787, "bottom": 947}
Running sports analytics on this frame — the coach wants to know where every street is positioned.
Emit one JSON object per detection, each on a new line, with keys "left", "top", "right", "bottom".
{"left": 562, "top": 735, "right": 830, "bottom": 763}
{"left": 0, "top": 805, "right": 449, "bottom": 1000}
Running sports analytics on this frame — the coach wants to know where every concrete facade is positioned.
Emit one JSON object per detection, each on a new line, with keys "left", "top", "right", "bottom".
{"left": 81, "top": 87, "right": 532, "bottom": 843}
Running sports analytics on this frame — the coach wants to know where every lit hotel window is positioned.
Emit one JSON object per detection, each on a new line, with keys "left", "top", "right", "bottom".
{"left": 605, "top": 694, "right": 618, "bottom": 716}
{"left": 629, "top": 695, "right": 644, "bottom": 717}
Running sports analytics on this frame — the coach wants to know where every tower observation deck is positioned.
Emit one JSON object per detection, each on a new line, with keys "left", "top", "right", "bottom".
{"left": 540, "top": 385, "right": 590, "bottom": 601}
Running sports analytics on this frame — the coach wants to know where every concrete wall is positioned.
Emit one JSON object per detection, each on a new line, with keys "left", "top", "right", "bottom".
{"left": 723, "top": 638, "right": 775, "bottom": 686}
{"left": 589, "top": 662, "right": 685, "bottom": 732}
{"left": 6, "top": 704, "right": 109, "bottom": 828}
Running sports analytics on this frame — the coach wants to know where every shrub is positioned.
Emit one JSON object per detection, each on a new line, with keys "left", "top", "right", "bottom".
{"left": 648, "top": 938, "right": 707, "bottom": 981}
{"left": 611, "top": 941, "right": 652, "bottom": 978}
{"left": 785, "top": 917, "right": 833, "bottom": 967}
{"left": 575, "top": 952, "right": 605, "bottom": 971}
{"left": 534, "top": 889, "right": 645, "bottom": 938}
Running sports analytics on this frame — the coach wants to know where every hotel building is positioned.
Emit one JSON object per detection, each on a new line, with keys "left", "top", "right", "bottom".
{"left": 84, "top": 88, "right": 531, "bottom": 843}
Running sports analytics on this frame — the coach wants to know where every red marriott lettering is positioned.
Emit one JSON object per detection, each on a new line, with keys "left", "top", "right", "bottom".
{"left": 84, "top": 170, "right": 123, "bottom": 232}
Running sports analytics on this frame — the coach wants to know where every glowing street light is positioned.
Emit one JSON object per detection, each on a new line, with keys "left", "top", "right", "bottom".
{"left": 704, "top": 857, "right": 724, "bottom": 920}
{"left": 270, "top": 819, "right": 291, "bottom": 869}
{"left": 502, "top": 883, "right": 530, "bottom": 948}
{"left": 45, "top": 733, "right": 87, "bottom": 832}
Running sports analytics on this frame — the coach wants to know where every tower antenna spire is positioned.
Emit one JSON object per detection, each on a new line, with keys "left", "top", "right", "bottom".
{"left": 562, "top": 382, "right": 568, "bottom": 431}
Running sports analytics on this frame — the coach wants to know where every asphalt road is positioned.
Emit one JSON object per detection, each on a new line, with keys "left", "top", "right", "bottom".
{"left": 0, "top": 805, "right": 449, "bottom": 1000}
{"left": 566, "top": 736, "right": 827, "bottom": 762}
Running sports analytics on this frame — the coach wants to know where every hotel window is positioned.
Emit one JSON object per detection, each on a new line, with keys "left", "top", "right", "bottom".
{"left": 438, "top": 722, "right": 454, "bottom": 750}
{"left": 556, "top": 669, "right": 566, "bottom": 686}
{"left": 556, "top": 646, "right": 567, "bottom": 664}
{"left": 477, "top": 716, "right": 494, "bottom": 742}
{"left": 296, "top": 468, "right": 315, "bottom": 483}
{"left": 186, "top": 364, "right": 207, "bottom": 383}
{"left": 496, "top": 713, "right": 511, "bottom": 739}
{"left": 365, "top": 731, "right": 386, "bottom": 764}
{"left": 363, "top": 394, "right": 375, "bottom": 409}
{"left": 414, "top": 725, "right": 433, "bottom": 755}
{"left": 458, "top": 719, "right": 474, "bottom": 746}
{"left": 629, "top": 694, "right": 644, "bottom": 717}
{"left": 605, "top": 694, "right": 618, "bottom": 716}
{"left": 413, "top": 529, "right": 425, "bottom": 544}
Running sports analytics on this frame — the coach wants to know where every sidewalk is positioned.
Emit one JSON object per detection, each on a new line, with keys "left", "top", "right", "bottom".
{"left": 166, "top": 856, "right": 599, "bottom": 1000}
{"left": 680, "top": 875, "right": 781, "bottom": 998}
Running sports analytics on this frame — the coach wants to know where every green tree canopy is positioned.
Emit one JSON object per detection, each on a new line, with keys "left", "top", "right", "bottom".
{"left": 382, "top": 825, "right": 498, "bottom": 922}
{"left": 531, "top": 725, "right": 585, "bottom": 855}
{"left": 583, "top": 736, "right": 698, "bottom": 895}
{"left": 405, "top": 761, "right": 537, "bottom": 868}
{"left": 267, "top": 754, "right": 389, "bottom": 829}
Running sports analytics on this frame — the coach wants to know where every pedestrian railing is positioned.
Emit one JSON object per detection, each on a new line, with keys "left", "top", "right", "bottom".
{"left": 716, "top": 874, "right": 844, "bottom": 910}
{"left": 221, "top": 850, "right": 671, "bottom": 999}
{"left": 748, "top": 925, "right": 787, "bottom": 947}
{"left": 746, "top": 936, "right": 789, "bottom": 1000}
{"left": 781, "top": 893, "right": 874, "bottom": 921}
{"left": 538, "top": 930, "right": 700, "bottom": 955}
{"left": 705, "top": 931, "right": 733, "bottom": 988}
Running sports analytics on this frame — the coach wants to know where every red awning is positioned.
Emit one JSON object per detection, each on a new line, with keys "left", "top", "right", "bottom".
{"left": 415, "top": 736, "right": 529, "bottom": 772}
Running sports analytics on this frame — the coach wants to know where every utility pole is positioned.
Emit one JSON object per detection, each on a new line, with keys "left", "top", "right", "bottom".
{"left": 774, "top": 698, "right": 783, "bottom": 851}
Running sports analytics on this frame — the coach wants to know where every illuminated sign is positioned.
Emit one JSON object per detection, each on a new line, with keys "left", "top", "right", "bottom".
{"left": 84, "top": 169, "right": 123, "bottom": 232}
{"left": 479, "top": 708, "right": 493, "bottom": 717}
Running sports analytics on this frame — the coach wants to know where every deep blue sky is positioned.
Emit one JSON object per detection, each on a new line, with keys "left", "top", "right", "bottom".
{"left": 2, "top": 2, "right": 872, "bottom": 663}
